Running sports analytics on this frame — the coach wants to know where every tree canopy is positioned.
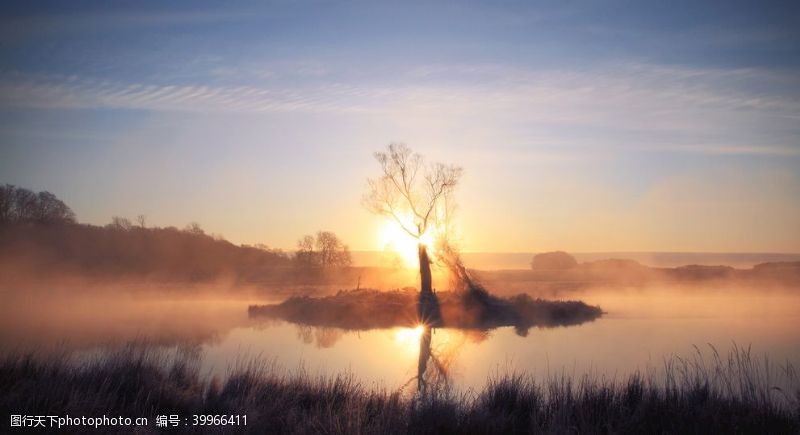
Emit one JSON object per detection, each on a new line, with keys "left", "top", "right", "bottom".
{"left": 0, "top": 184, "right": 76, "bottom": 225}
{"left": 295, "top": 231, "right": 352, "bottom": 268}
{"left": 364, "top": 143, "right": 462, "bottom": 241}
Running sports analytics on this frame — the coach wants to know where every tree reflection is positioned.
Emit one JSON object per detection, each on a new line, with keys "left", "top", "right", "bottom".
{"left": 295, "top": 325, "right": 344, "bottom": 348}
{"left": 415, "top": 326, "right": 450, "bottom": 395}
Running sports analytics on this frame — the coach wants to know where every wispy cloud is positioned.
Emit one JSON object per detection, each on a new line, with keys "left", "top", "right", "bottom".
{"left": 0, "top": 74, "right": 367, "bottom": 113}
{"left": 2, "top": 62, "right": 798, "bottom": 156}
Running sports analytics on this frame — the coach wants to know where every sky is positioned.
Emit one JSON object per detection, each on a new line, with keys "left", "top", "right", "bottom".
{"left": 1, "top": 0, "right": 799, "bottom": 253}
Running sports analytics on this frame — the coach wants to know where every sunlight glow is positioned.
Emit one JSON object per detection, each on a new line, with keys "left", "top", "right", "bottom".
{"left": 378, "top": 215, "right": 437, "bottom": 269}
{"left": 393, "top": 324, "right": 425, "bottom": 354}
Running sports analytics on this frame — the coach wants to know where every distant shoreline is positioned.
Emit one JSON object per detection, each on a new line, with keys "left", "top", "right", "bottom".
{"left": 351, "top": 251, "right": 800, "bottom": 269}
{"left": 2, "top": 221, "right": 797, "bottom": 291}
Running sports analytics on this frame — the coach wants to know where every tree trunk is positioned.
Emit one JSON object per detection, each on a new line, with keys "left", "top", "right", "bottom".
{"left": 419, "top": 243, "right": 433, "bottom": 297}
{"left": 417, "top": 243, "right": 441, "bottom": 325}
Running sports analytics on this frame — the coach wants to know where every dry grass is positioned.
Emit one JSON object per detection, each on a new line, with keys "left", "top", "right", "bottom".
{"left": 0, "top": 343, "right": 797, "bottom": 434}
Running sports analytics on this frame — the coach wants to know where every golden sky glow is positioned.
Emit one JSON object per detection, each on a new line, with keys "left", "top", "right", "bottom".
{"left": 378, "top": 214, "right": 439, "bottom": 268}
{"left": 2, "top": 3, "right": 799, "bottom": 254}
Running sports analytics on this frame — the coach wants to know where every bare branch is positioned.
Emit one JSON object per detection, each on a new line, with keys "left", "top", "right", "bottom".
{"left": 364, "top": 143, "right": 462, "bottom": 240}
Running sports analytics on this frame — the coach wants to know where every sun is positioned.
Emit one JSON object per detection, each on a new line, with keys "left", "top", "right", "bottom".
{"left": 378, "top": 216, "right": 436, "bottom": 268}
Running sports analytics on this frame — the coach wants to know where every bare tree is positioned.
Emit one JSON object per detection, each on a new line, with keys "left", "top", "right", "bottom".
{"left": 0, "top": 185, "right": 75, "bottom": 226}
{"left": 34, "top": 191, "right": 74, "bottom": 224}
{"left": 108, "top": 216, "right": 132, "bottom": 231}
{"left": 0, "top": 185, "right": 15, "bottom": 224}
{"left": 315, "top": 231, "right": 352, "bottom": 267}
{"left": 295, "top": 232, "right": 352, "bottom": 268}
{"left": 184, "top": 222, "right": 204, "bottom": 235}
{"left": 364, "top": 143, "right": 462, "bottom": 305}
{"left": 295, "top": 234, "right": 317, "bottom": 267}
{"left": 14, "top": 188, "right": 38, "bottom": 222}
{"left": 136, "top": 214, "right": 147, "bottom": 228}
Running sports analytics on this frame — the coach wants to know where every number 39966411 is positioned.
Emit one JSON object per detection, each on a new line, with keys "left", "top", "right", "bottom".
{"left": 192, "top": 415, "right": 246, "bottom": 426}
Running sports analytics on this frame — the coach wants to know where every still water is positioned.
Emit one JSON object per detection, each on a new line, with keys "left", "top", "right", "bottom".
{"left": 2, "top": 286, "right": 798, "bottom": 391}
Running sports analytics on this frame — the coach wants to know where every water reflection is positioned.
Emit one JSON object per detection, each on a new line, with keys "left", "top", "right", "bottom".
{"left": 407, "top": 325, "right": 495, "bottom": 395}
{"left": 1, "top": 287, "right": 798, "bottom": 395}
{"left": 416, "top": 327, "right": 447, "bottom": 394}
{"left": 392, "top": 324, "right": 479, "bottom": 395}
{"left": 296, "top": 325, "right": 343, "bottom": 348}
{"left": 248, "top": 288, "right": 603, "bottom": 334}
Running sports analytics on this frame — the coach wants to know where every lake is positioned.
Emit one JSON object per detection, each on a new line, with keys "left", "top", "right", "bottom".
{"left": 2, "top": 285, "right": 798, "bottom": 392}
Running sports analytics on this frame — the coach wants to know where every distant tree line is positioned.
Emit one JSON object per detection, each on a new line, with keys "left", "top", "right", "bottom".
{"left": 296, "top": 231, "right": 352, "bottom": 268}
{"left": 0, "top": 184, "right": 76, "bottom": 225}
{"left": 0, "top": 185, "right": 355, "bottom": 283}
{"left": 530, "top": 251, "right": 578, "bottom": 271}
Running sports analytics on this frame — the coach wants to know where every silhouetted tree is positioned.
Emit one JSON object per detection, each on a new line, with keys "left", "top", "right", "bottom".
{"left": 184, "top": 222, "right": 205, "bottom": 235}
{"left": 12, "top": 188, "right": 37, "bottom": 222}
{"left": 0, "top": 184, "right": 14, "bottom": 224}
{"left": 364, "top": 144, "right": 462, "bottom": 305}
{"left": 315, "top": 231, "right": 352, "bottom": 267}
{"left": 34, "top": 191, "right": 74, "bottom": 224}
{"left": 0, "top": 184, "right": 75, "bottom": 226}
{"left": 295, "top": 234, "right": 317, "bottom": 266}
{"left": 531, "top": 251, "right": 577, "bottom": 270}
{"left": 107, "top": 216, "right": 132, "bottom": 231}
{"left": 295, "top": 232, "right": 352, "bottom": 268}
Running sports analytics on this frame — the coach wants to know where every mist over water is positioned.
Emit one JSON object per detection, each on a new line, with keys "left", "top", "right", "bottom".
{"left": 3, "top": 283, "right": 798, "bottom": 392}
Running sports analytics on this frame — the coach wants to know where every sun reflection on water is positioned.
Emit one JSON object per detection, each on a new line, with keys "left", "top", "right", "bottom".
{"left": 394, "top": 324, "right": 425, "bottom": 353}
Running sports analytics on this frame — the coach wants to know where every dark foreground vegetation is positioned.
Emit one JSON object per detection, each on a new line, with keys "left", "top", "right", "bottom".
{"left": 1, "top": 344, "right": 797, "bottom": 434}
{"left": 249, "top": 288, "right": 603, "bottom": 335}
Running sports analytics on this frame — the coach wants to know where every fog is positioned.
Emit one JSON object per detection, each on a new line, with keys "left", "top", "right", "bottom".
{"left": 1, "top": 210, "right": 798, "bottom": 394}
{"left": 2, "top": 280, "right": 798, "bottom": 359}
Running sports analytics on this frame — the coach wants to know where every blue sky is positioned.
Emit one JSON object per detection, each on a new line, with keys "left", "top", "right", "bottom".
{"left": 1, "top": 0, "right": 799, "bottom": 252}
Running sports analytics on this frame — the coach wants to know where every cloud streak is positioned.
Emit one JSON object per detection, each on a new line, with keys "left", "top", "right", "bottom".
{"left": 1, "top": 62, "right": 798, "bottom": 156}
